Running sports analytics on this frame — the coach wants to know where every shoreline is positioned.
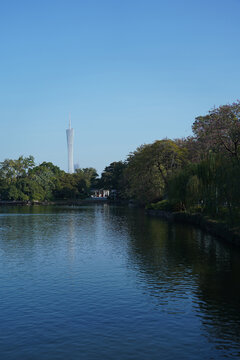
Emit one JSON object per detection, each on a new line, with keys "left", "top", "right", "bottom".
{"left": 0, "top": 199, "right": 111, "bottom": 206}
{"left": 1, "top": 200, "right": 239, "bottom": 246}
{"left": 145, "top": 209, "right": 240, "bottom": 246}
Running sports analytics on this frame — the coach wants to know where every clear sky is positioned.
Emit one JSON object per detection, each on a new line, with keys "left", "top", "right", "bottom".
{"left": 0, "top": 0, "right": 240, "bottom": 175}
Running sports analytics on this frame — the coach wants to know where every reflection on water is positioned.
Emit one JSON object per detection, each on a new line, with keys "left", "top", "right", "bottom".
{"left": 0, "top": 205, "right": 240, "bottom": 359}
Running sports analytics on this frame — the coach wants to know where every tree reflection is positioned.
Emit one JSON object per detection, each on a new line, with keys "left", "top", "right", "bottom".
{"left": 108, "top": 206, "right": 240, "bottom": 351}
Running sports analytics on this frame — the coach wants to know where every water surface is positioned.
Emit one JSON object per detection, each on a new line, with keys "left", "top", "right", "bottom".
{"left": 0, "top": 205, "right": 240, "bottom": 359}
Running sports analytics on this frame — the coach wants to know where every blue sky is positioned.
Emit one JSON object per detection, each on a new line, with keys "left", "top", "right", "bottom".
{"left": 0, "top": 0, "right": 240, "bottom": 175}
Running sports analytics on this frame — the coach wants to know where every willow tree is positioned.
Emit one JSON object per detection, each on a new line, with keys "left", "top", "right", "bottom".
{"left": 168, "top": 152, "right": 240, "bottom": 222}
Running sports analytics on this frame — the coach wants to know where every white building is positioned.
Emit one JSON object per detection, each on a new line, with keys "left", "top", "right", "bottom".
{"left": 91, "top": 189, "right": 110, "bottom": 198}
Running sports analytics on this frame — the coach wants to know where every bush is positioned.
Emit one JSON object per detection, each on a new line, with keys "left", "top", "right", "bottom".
{"left": 146, "top": 200, "right": 179, "bottom": 211}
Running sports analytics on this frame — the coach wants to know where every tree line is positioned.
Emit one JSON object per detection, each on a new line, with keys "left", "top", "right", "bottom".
{"left": 99, "top": 100, "right": 240, "bottom": 224}
{"left": 0, "top": 157, "right": 98, "bottom": 201}
{"left": 1, "top": 100, "right": 240, "bottom": 224}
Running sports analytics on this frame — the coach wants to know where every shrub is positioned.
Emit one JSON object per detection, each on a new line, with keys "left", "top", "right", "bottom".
{"left": 146, "top": 199, "right": 179, "bottom": 211}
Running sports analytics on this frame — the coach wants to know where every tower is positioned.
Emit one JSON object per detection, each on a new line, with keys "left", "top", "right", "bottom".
{"left": 66, "top": 115, "right": 74, "bottom": 174}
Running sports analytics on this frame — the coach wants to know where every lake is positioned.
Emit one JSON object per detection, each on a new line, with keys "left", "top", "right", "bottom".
{"left": 0, "top": 204, "right": 240, "bottom": 359}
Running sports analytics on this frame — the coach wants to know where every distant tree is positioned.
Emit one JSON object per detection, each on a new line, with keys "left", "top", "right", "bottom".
{"left": 54, "top": 168, "right": 98, "bottom": 199}
{"left": 28, "top": 162, "right": 63, "bottom": 200}
{"left": 0, "top": 156, "right": 35, "bottom": 200}
{"left": 54, "top": 173, "right": 79, "bottom": 199}
{"left": 75, "top": 168, "right": 98, "bottom": 189}
{"left": 99, "top": 161, "right": 126, "bottom": 190}
{"left": 0, "top": 155, "right": 35, "bottom": 182}
{"left": 0, "top": 157, "right": 99, "bottom": 201}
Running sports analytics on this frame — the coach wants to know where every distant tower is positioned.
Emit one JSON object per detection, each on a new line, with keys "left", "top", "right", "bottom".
{"left": 74, "top": 162, "right": 80, "bottom": 171}
{"left": 66, "top": 114, "right": 74, "bottom": 174}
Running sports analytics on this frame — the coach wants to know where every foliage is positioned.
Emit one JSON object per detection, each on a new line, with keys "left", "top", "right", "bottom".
{"left": 192, "top": 101, "right": 240, "bottom": 159}
{"left": 0, "top": 156, "right": 98, "bottom": 201}
{"left": 146, "top": 200, "right": 179, "bottom": 211}
{"left": 53, "top": 168, "right": 98, "bottom": 199}
{"left": 0, "top": 156, "right": 35, "bottom": 182}
{"left": 168, "top": 153, "right": 240, "bottom": 223}
{"left": 123, "top": 139, "right": 187, "bottom": 204}
{"left": 0, "top": 156, "right": 36, "bottom": 201}
{"left": 99, "top": 161, "right": 126, "bottom": 190}
{"left": 75, "top": 168, "right": 99, "bottom": 189}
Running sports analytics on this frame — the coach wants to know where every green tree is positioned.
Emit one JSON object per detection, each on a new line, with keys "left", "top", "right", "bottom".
{"left": 168, "top": 153, "right": 240, "bottom": 222}
{"left": 75, "top": 168, "right": 98, "bottom": 189}
{"left": 54, "top": 168, "right": 98, "bottom": 199}
{"left": 125, "top": 139, "right": 187, "bottom": 204}
{"left": 0, "top": 156, "right": 35, "bottom": 182}
{"left": 99, "top": 161, "right": 126, "bottom": 190}
{"left": 29, "top": 162, "right": 63, "bottom": 200}
{"left": 0, "top": 156, "right": 35, "bottom": 200}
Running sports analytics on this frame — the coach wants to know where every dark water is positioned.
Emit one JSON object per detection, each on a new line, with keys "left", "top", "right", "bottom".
{"left": 0, "top": 205, "right": 240, "bottom": 360}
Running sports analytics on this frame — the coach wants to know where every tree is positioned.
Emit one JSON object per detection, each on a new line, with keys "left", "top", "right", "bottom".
{"left": 54, "top": 168, "right": 98, "bottom": 199}
{"left": 99, "top": 161, "right": 126, "bottom": 190}
{"left": 28, "top": 162, "right": 63, "bottom": 200}
{"left": 124, "top": 139, "right": 187, "bottom": 204}
{"left": 0, "top": 156, "right": 35, "bottom": 200}
{"left": 168, "top": 152, "right": 240, "bottom": 222}
{"left": 174, "top": 136, "right": 202, "bottom": 163}
{"left": 0, "top": 156, "right": 35, "bottom": 183}
{"left": 192, "top": 101, "right": 240, "bottom": 160}
{"left": 75, "top": 168, "right": 98, "bottom": 189}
